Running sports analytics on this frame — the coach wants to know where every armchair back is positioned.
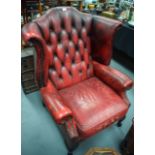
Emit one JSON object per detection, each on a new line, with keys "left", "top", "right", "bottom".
{"left": 22, "top": 7, "right": 121, "bottom": 88}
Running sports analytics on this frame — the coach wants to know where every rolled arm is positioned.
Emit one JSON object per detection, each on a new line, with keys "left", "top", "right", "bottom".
{"left": 40, "top": 80, "right": 72, "bottom": 124}
{"left": 22, "top": 22, "right": 49, "bottom": 87}
{"left": 93, "top": 61, "right": 133, "bottom": 92}
{"left": 22, "top": 22, "right": 43, "bottom": 44}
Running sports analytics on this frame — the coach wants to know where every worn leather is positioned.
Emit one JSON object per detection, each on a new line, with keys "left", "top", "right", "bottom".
{"left": 41, "top": 80, "right": 72, "bottom": 123}
{"left": 22, "top": 7, "right": 93, "bottom": 88}
{"left": 90, "top": 15, "right": 122, "bottom": 65}
{"left": 22, "top": 7, "right": 121, "bottom": 88}
{"left": 93, "top": 61, "right": 133, "bottom": 92}
{"left": 60, "top": 77, "right": 128, "bottom": 137}
{"left": 22, "top": 7, "right": 132, "bottom": 140}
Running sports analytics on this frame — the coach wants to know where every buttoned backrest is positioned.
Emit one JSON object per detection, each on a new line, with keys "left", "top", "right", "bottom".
{"left": 22, "top": 7, "right": 121, "bottom": 89}
{"left": 33, "top": 7, "right": 93, "bottom": 89}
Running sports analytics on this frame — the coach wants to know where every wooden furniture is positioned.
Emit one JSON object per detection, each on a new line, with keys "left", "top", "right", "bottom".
{"left": 85, "top": 147, "right": 121, "bottom": 155}
{"left": 21, "top": 47, "right": 39, "bottom": 94}
{"left": 44, "top": 0, "right": 59, "bottom": 7}
{"left": 21, "top": 0, "right": 43, "bottom": 24}
{"left": 63, "top": 0, "right": 83, "bottom": 11}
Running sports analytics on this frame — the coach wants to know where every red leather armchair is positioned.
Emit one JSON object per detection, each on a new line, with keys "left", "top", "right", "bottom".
{"left": 22, "top": 7, "right": 133, "bottom": 151}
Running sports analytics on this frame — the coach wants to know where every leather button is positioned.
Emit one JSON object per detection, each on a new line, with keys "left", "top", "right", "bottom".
{"left": 68, "top": 70, "right": 72, "bottom": 76}
{"left": 43, "top": 9, "right": 93, "bottom": 89}
{"left": 71, "top": 18, "right": 75, "bottom": 27}
{"left": 53, "top": 52, "right": 57, "bottom": 58}
{"left": 79, "top": 69, "right": 82, "bottom": 74}
{"left": 57, "top": 32, "right": 61, "bottom": 42}
{"left": 50, "top": 66, "right": 55, "bottom": 71}
{"left": 68, "top": 33, "right": 72, "bottom": 40}
{"left": 81, "top": 55, "right": 84, "bottom": 61}
{"left": 59, "top": 74, "right": 62, "bottom": 80}
{"left": 49, "top": 24, "right": 54, "bottom": 32}
{"left": 61, "top": 21, "right": 65, "bottom": 29}
{"left": 72, "top": 59, "right": 75, "bottom": 65}
{"left": 87, "top": 64, "right": 90, "bottom": 69}
{"left": 84, "top": 42, "right": 87, "bottom": 48}
{"left": 75, "top": 44, "right": 79, "bottom": 51}
{"left": 82, "top": 19, "right": 85, "bottom": 27}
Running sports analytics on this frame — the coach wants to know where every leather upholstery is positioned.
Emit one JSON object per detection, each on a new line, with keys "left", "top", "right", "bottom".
{"left": 22, "top": 7, "right": 122, "bottom": 88}
{"left": 59, "top": 77, "right": 128, "bottom": 137}
{"left": 90, "top": 15, "right": 122, "bottom": 65}
{"left": 93, "top": 61, "right": 133, "bottom": 92}
{"left": 40, "top": 80, "right": 72, "bottom": 123}
{"left": 22, "top": 7, "right": 93, "bottom": 88}
{"left": 22, "top": 7, "right": 133, "bottom": 144}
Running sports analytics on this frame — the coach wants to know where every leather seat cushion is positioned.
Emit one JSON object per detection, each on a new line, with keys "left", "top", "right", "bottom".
{"left": 59, "top": 77, "right": 128, "bottom": 137}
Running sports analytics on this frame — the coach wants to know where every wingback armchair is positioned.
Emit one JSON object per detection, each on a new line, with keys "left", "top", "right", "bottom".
{"left": 22, "top": 7, "right": 133, "bottom": 152}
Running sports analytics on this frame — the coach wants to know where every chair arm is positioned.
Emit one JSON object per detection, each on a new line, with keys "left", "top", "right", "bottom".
{"left": 93, "top": 61, "right": 133, "bottom": 92}
{"left": 22, "top": 22, "right": 49, "bottom": 87}
{"left": 22, "top": 22, "right": 44, "bottom": 44}
{"left": 40, "top": 80, "right": 72, "bottom": 124}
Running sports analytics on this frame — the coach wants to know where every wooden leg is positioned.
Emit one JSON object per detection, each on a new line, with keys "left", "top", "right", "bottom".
{"left": 64, "top": 135, "right": 79, "bottom": 151}
{"left": 117, "top": 116, "right": 126, "bottom": 127}
{"left": 42, "top": 101, "right": 46, "bottom": 107}
{"left": 59, "top": 120, "right": 80, "bottom": 152}
{"left": 67, "top": 152, "right": 73, "bottom": 155}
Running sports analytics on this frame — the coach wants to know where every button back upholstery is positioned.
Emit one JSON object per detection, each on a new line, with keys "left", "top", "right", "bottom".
{"left": 22, "top": 7, "right": 133, "bottom": 150}
{"left": 22, "top": 7, "right": 94, "bottom": 89}
{"left": 44, "top": 8, "right": 93, "bottom": 89}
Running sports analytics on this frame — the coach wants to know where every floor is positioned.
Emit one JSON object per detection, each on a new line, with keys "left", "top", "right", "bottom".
{"left": 21, "top": 59, "right": 134, "bottom": 155}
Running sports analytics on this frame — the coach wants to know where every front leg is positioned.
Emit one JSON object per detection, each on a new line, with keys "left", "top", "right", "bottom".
{"left": 117, "top": 116, "right": 126, "bottom": 127}
{"left": 59, "top": 119, "right": 80, "bottom": 152}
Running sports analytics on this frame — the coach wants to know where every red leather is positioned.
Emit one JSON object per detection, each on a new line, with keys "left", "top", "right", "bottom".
{"left": 93, "top": 61, "right": 133, "bottom": 92}
{"left": 64, "top": 118, "right": 79, "bottom": 139}
{"left": 90, "top": 16, "right": 122, "bottom": 65}
{"left": 60, "top": 77, "right": 128, "bottom": 137}
{"left": 41, "top": 80, "right": 72, "bottom": 123}
{"left": 22, "top": 7, "right": 93, "bottom": 88}
{"left": 22, "top": 7, "right": 133, "bottom": 142}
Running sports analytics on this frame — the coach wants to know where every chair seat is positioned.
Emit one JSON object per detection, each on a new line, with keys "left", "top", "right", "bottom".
{"left": 59, "top": 77, "right": 128, "bottom": 137}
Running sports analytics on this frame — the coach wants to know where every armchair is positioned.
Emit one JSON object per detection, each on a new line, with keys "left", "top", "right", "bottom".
{"left": 22, "top": 7, "right": 133, "bottom": 152}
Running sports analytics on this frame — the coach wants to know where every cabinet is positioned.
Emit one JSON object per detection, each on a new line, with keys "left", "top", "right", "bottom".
{"left": 21, "top": 47, "right": 39, "bottom": 94}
